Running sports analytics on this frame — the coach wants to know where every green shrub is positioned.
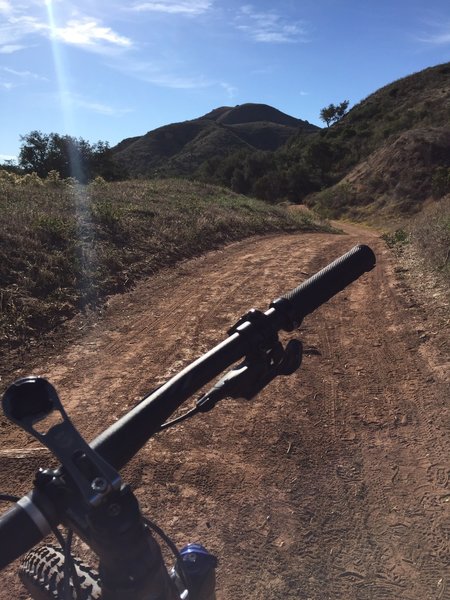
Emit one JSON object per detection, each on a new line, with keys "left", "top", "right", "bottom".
{"left": 0, "top": 170, "right": 19, "bottom": 186}
{"left": 381, "top": 228, "right": 410, "bottom": 249}
{"left": 92, "top": 175, "right": 107, "bottom": 186}
{"left": 45, "top": 170, "right": 65, "bottom": 187}
{"left": 431, "top": 166, "right": 450, "bottom": 198}
{"left": 91, "top": 199, "right": 125, "bottom": 237}
{"left": 309, "top": 183, "right": 355, "bottom": 218}
{"left": 35, "top": 215, "right": 74, "bottom": 248}
{"left": 19, "top": 172, "right": 44, "bottom": 187}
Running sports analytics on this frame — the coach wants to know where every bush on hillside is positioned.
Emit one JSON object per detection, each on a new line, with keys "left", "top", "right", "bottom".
{"left": 411, "top": 197, "right": 450, "bottom": 276}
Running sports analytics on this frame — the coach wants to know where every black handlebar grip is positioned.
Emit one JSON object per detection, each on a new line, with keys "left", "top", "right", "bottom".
{"left": 270, "top": 244, "right": 376, "bottom": 330}
{"left": 0, "top": 494, "right": 51, "bottom": 571}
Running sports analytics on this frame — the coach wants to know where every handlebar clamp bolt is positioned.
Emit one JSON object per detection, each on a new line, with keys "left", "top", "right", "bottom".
{"left": 91, "top": 477, "right": 109, "bottom": 494}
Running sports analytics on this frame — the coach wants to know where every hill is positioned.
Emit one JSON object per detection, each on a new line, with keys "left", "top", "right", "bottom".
{"left": 109, "top": 63, "right": 450, "bottom": 218}
{"left": 194, "top": 62, "right": 450, "bottom": 216}
{"left": 299, "top": 63, "right": 450, "bottom": 218}
{"left": 296, "top": 62, "right": 450, "bottom": 216}
{"left": 309, "top": 126, "right": 450, "bottom": 219}
{"left": 311, "top": 62, "right": 450, "bottom": 176}
{"left": 112, "top": 104, "right": 318, "bottom": 178}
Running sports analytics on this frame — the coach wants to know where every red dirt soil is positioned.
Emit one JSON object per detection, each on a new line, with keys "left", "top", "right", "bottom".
{"left": 0, "top": 224, "right": 449, "bottom": 599}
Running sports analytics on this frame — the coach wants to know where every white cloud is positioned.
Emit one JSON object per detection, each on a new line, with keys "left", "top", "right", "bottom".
{"left": 0, "top": 14, "right": 45, "bottom": 53}
{"left": 415, "top": 17, "right": 450, "bottom": 45}
{"left": 72, "top": 96, "right": 133, "bottom": 116}
{"left": 220, "top": 81, "right": 238, "bottom": 98}
{"left": 419, "top": 30, "right": 450, "bottom": 44}
{"left": 52, "top": 18, "right": 132, "bottom": 49}
{"left": 0, "top": 44, "right": 26, "bottom": 53}
{"left": 1, "top": 66, "right": 48, "bottom": 81}
{"left": 117, "top": 60, "right": 212, "bottom": 88}
{"left": 131, "top": 1, "right": 212, "bottom": 15}
{"left": 0, "top": 66, "right": 47, "bottom": 91}
{"left": 140, "top": 72, "right": 210, "bottom": 89}
{"left": 0, "top": 4, "right": 132, "bottom": 55}
{"left": 0, "top": 0, "right": 13, "bottom": 14}
{"left": 236, "top": 5, "right": 307, "bottom": 43}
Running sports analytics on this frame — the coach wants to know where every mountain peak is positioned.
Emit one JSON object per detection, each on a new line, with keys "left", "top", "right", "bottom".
{"left": 201, "top": 103, "right": 309, "bottom": 127}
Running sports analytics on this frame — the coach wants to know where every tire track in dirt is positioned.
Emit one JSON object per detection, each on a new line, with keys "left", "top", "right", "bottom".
{"left": 0, "top": 227, "right": 448, "bottom": 599}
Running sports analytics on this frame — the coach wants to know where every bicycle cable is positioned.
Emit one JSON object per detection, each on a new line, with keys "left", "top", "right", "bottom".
{"left": 0, "top": 494, "right": 20, "bottom": 503}
{"left": 143, "top": 517, "right": 191, "bottom": 593}
{"left": 0, "top": 493, "right": 83, "bottom": 599}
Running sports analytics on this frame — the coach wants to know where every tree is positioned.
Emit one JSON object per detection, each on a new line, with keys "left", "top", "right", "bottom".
{"left": 18, "top": 131, "right": 127, "bottom": 182}
{"left": 319, "top": 100, "right": 349, "bottom": 127}
{"left": 320, "top": 104, "right": 337, "bottom": 127}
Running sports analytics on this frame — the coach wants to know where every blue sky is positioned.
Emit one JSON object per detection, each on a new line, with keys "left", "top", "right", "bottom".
{"left": 1, "top": 0, "right": 449, "bottom": 161}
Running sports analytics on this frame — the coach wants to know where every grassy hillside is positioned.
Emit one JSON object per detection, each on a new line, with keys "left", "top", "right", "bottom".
{"left": 298, "top": 62, "right": 450, "bottom": 176}
{"left": 306, "top": 127, "right": 450, "bottom": 219}
{"left": 200, "top": 62, "right": 450, "bottom": 214}
{"left": 295, "top": 62, "right": 450, "bottom": 216}
{"left": 112, "top": 103, "right": 318, "bottom": 178}
{"left": 409, "top": 195, "right": 450, "bottom": 280}
{"left": 0, "top": 178, "right": 330, "bottom": 348}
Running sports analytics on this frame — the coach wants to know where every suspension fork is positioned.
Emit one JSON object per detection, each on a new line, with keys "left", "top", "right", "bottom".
{"left": 82, "top": 485, "right": 179, "bottom": 600}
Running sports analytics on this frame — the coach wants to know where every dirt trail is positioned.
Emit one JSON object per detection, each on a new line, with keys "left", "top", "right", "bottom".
{"left": 1, "top": 225, "right": 449, "bottom": 599}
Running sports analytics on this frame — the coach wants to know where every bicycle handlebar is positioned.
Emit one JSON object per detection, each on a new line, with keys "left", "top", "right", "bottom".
{"left": 0, "top": 493, "right": 52, "bottom": 570}
{"left": 0, "top": 244, "right": 375, "bottom": 571}
{"left": 92, "top": 245, "right": 375, "bottom": 470}
{"left": 271, "top": 243, "right": 375, "bottom": 329}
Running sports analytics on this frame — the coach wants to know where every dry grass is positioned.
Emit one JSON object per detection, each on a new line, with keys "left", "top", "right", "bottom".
{"left": 380, "top": 197, "right": 449, "bottom": 344}
{"left": 0, "top": 178, "right": 331, "bottom": 348}
{"left": 411, "top": 196, "right": 450, "bottom": 276}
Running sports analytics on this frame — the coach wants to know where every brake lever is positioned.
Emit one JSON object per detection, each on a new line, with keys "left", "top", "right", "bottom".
{"left": 2, "top": 377, "right": 121, "bottom": 507}
{"left": 196, "top": 338, "right": 302, "bottom": 410}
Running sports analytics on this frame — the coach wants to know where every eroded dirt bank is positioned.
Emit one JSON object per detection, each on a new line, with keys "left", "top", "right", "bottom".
{"left": 1, "top": 226, "right": 449, "bottom": 599}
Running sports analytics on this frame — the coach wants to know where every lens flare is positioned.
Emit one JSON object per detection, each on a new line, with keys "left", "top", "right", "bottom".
{"left": 44, "top": 0, "right": 96, "bottom": 308}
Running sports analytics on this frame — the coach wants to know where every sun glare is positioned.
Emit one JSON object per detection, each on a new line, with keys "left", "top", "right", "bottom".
{"left": 44, "top": 0, "right": 95, "bottom": 302}
{"left": 44, "top": 0, "right": 82, "bottom": 180}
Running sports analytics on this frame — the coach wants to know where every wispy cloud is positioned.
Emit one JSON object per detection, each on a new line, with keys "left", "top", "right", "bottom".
{"left": 1, "top": 66, "right": 48, "bottom": 81}
{"left": 236, "top": 5, "right": 307, "bottom": 43}
{"left": 220, "top": 81, "right": 238, "bottom": 99}
{"left": 52, "top": 18, "right": 132, "bottom": 49}
{"left": 115, "top": 59, "right": 212, "bottom": 88}
{"left": 131, "top": 1, "right": 212, "bottom": 15}
{"left": 0, "top": 44, "right": 26, "bottom": 53}
{"left": 0, "top": 14, "right": 45, "bottom": 52}
{"left": 0, "top": 4, "right": 133, "bottom": 55}
{"left": 70, "top": 95, "right": 133, "bottom": 116}
{"left": 418, "top": 27, "right": 450, "bottom": 44}
{"left": 0, "top": 65, "right": 47, "bottom": 90}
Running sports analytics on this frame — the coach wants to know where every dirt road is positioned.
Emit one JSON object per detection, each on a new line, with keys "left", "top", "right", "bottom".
{"left": 1, "top": 225, "right": 449, "bottom": 599}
